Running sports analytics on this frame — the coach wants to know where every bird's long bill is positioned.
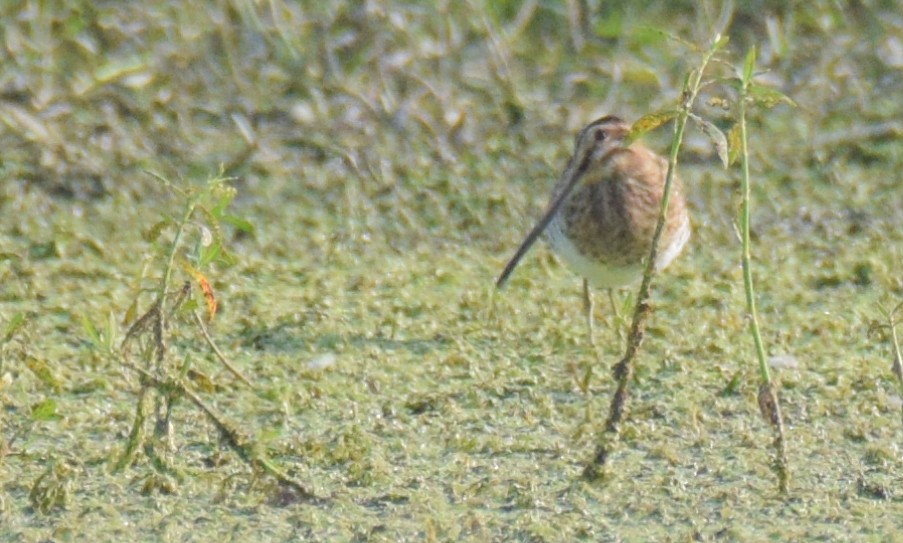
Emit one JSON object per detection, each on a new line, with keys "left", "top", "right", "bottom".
{"left": 495, "top": 156, "right": 591, "bottom": 288}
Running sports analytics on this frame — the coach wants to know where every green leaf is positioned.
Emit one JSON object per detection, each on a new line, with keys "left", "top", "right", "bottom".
{"left": 727, "top": 123, "right": 743, "bottom": 166}
{"left": 124, "top": 298, "right": 139, "bottom": 326}
{"left": 104, "top": 311, "right": 117, "bottom": 351}
{"left": 81, "top": 315, "right": 102, "bottom": 347}
{"left": 221, "top": 214, "right": 256, "bottom": 235}
{"left": 713, "top": 33, "right": 730, "bottom": 51}
{"left": 747, "top": 84, "right": 797, "bottom": 109}
{"left": 81, "top": 312, "right": 116, "bottom": 353}
{"left": 197, "top": 241, "right": 223, "bottom": 267}
{"left": 627, "top": 110, "right": 679, "bottom": 144}
{"left": 2, "top": 311, "right": 25, "bottom": 344}
{"left": 31, "top": 399, "right": 62, "bottom": 422}
{"left": 212, "top": 190, "right": 236, "bottom": 218}
{"left": 689, "top": 114, "right": 729, "bottom": 168}
{"left": 720, "top": 370, "right": 742, "bottom": 396}
{"left": 743, "top": 46, "right": 757, "bottom": 85}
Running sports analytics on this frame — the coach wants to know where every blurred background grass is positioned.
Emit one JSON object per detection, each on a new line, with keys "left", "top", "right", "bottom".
{"left": 1, "top": 1, "right": 903, "bottom": 541}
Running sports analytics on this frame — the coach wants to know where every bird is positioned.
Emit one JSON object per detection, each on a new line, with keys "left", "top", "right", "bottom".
{"left": 496, "top": 115, "right": 690, "bottom": 345}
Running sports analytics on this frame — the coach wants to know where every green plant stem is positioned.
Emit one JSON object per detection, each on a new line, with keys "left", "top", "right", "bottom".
{"left": 192, "top": 310, "right": 253, "bottom": 387}
{"left": 115, "top": 386, "right": 148, "bottom": 471}
{"left": 738, "top": 99, "right": 770, "bottom": 385}
{"left": 156, "top": 198, "right": 198, "bottom": 355}
{"left": 738, "top": 61, "right": 789, "bottom": 494}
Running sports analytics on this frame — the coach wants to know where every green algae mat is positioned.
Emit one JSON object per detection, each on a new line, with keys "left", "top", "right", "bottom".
{"left": 2, "top": 2, "right": 902, "bottom": 541}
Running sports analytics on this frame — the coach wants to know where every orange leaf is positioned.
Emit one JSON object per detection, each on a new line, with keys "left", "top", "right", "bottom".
{"left": 182, "top": 261, "right": 217, "bottom": 321}
{"left": 198, "top": 275, "right": 217, "bottom": 321}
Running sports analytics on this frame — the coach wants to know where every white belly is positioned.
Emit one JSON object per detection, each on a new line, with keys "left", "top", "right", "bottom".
{"left": 550, "top": 231, "right": 643, "bottom": 288}
{"left": 548, "top": 214, "right": 690, "bottom": 289}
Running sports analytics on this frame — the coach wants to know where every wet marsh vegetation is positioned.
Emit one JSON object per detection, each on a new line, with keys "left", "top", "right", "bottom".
{"left": 2, "top": 1, "right": 903, "bottom": 541}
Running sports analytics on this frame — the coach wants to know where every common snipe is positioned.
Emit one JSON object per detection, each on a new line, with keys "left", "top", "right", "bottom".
{"left": 496, "top": 115, "right": 690, "bottom": 343}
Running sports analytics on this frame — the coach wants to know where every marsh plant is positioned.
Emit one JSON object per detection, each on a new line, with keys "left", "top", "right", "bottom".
{"left": 583, "top": 36, "right": 794, "bottom": 493}
{"left": 81, "top": 174, "right": 311, "bottom": 498}
{"left": 3, "top": 0, "right": 901, "bottom": 538}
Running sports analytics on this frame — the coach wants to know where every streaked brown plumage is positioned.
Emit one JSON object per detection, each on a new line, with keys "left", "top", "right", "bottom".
{"left": 496, "top": 116, "right": 690, "bottom": 343}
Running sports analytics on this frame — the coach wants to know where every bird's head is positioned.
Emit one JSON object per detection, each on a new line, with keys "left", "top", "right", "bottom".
{"left": 572, "top": 115, "right": 630, "bottom": 170}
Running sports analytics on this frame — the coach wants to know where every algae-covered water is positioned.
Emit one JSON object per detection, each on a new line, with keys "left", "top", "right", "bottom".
{"left": 1, "top": 2, "right": 902, "bottom": 541}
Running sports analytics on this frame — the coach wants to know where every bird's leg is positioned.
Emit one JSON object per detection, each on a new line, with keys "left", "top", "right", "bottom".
{"left": 580, "top": 277, "right": 597, "bottom": 393}
{"left": 583, "top": 278, "right": 595, "bottom": 348}
{"left": 608, "top": 288, "right": 629, "bottom": 343}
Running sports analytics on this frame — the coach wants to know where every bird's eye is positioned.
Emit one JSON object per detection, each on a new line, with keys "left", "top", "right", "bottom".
{"left": 594, "top": 129, "right": 605, "bottom": 141}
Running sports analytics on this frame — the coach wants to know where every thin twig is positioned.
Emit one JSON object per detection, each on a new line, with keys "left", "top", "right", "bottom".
{"left": 192, "top": 310, "right": 254, "bottom": 388}
{"left": 122, "top": 362, "right": 320, "bottom": 502}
